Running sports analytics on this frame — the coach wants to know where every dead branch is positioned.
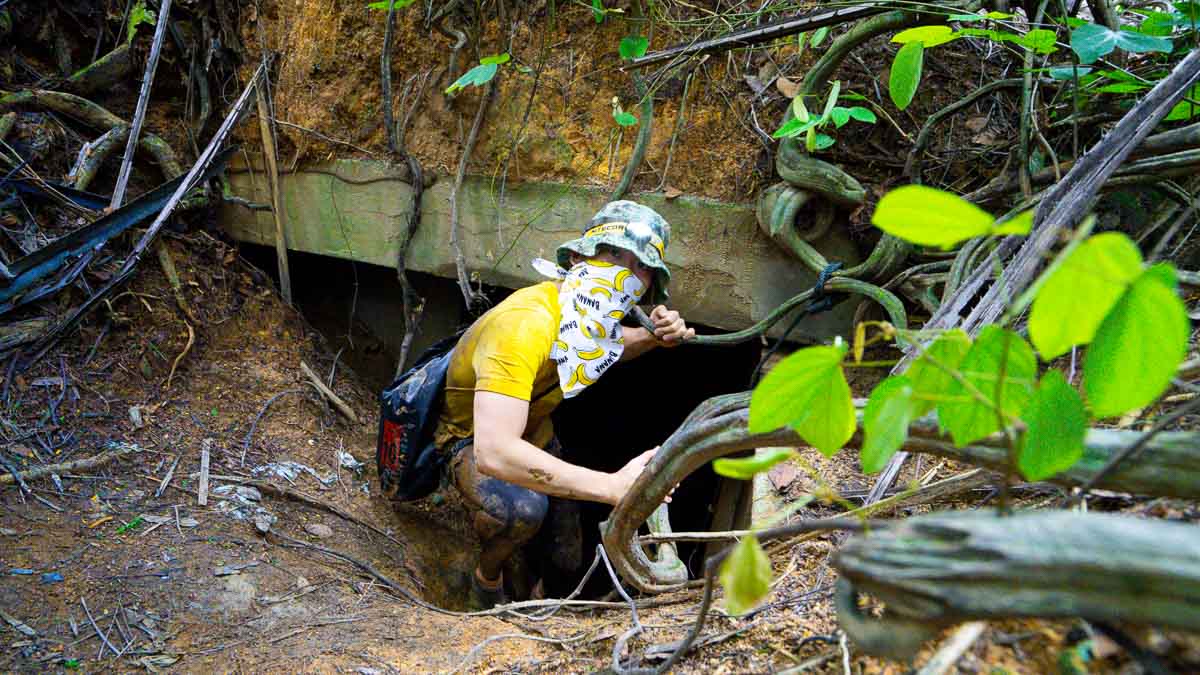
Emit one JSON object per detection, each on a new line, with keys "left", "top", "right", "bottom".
{"left": 165, "top": 321, "right": 194, "bottom": 390}
{"left": 300, "top": 361, "right": 358, "bottom": 423}
{"left": 110, "top": 0, "right": 173, "bottom": 209}
{"left": 255, "top": 78, "right": 293, "bottom": 305}
{"left": 835, "top": 510, "right": 1200, "bottom": 659}
{"left": 0, "top": 443, "right": 137, "bottom": 485}
{"left": 626, "top": 4, "right": 885, "bottom": 71}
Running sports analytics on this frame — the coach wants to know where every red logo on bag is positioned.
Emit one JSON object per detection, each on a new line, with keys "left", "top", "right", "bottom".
{"left": 379, "top": 419, "right": 405, "bottom": 471}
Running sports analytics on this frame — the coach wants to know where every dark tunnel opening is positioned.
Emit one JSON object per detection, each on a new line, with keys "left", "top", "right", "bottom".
{"left": 239, "top": 244, "right": 762, "bottom": 599}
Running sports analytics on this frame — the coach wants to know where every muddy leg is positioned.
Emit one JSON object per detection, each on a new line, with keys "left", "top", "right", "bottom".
{"left": 451, "top": 443, "right": 548, "bottom": 582}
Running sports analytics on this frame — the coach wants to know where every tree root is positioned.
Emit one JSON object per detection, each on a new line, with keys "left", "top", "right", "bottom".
{"left": 0, "top": 90, "right": 183, "bottom": 179}
{"left": 611, "top": 73, "right": 652, "bottom": 201}
{"left": 905, "top": 78, "right": 1024, "bottom": 182}
{"left": 449, "top": 84, "right": 494, "bottom": 312}
{"left": 602, "top": 393, "right": 1200, "bottom": 592}
{"left": 67, "top": 125, "right": 130, "bottom": 191}
{"left": 41, "top": 44, "right": 134, "bottom": 97}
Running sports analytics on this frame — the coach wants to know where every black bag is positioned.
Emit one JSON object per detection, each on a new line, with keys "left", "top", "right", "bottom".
{"left": 376, "top": 335, "right": 460, "bottom": 502}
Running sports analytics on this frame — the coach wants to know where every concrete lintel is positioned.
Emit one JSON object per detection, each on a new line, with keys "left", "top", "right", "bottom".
{"left": 220, "top": 156, "right": 862, "bottom": 340}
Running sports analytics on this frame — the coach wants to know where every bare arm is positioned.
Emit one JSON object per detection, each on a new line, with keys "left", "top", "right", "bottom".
{"left": 473, "top": 391, "right": 655, "bottom": 505}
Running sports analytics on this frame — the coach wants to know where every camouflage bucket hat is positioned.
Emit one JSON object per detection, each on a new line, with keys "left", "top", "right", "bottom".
{"left": 556, "top": 200, "right": 672, "bottom": 305}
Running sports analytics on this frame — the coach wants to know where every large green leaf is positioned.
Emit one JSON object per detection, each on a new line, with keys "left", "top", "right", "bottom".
{"left": 938, "top": 326, "right": 1037, "bottom": 447}
{"left": 889, "top": 42, "right": 924, "bottom": 110}
{"left": 1029, "top": 232, "right": 1143, "bottom": 360}
{"left": 847, "top": 106, "right": 877, "bottom": 123}
{"left": 871, "top": 185, "right": 995, "bottom": 248}
{"left": 861, "top": 376, "right": 915, "bottom": 474}
{"left": 1019, "top": 28, "right": 1059, "bottom": 54}
{"left": 367, "top": 0, "right": 418, "bottom": 8}
{"left": 894, "top": 25, "right": 960, "bottom": 48}
{"left": 713, "top": 448, "right": 796, "bottom": 480}
{"left": 909, "top": 329, "right": 973, "bottom": 416}
{"left": 619, "top": 35, "right": 649, "bottom": 60}
{"left": 1070, "top": 23, "right": 1173, "bottom": 64}
{"left": 1019, "top": 370, "right": 1087, "bottom": 481}
{"left": 749, "top": 344, "right": 855, "bottom": 456}
{"left": 445, "top": 62, "right": 499, "bottom": 94}
{"left": 1084, "top": 264, "right": 1190, "bottom": 418}
{"left": 720, "top": 534, "right": 771, "bottom": 615}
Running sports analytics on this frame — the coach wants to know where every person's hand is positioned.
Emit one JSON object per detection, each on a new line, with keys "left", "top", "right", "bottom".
{"left": 606, "top": 447, "right": 660, "bottom": 506}
{"left": 649, "top": 305, "right": 695, "bottom": 346}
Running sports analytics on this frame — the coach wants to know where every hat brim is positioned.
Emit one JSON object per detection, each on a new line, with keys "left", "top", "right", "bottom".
{"left": 556, "top": 234, "right": 671, "bottom": 306}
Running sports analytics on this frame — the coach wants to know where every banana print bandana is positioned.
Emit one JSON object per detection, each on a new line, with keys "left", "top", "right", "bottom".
{"left": 531, "top": 257, "right": 646, "bottom": 399}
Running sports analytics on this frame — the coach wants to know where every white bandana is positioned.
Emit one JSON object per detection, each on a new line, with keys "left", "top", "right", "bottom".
{"left": 532, "top": 258, "right": 645, "bottom": 398}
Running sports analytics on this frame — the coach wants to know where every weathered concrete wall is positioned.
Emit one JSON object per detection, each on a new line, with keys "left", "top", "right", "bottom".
{"left": 220, "top": 156, "right": 863, "bottom": 341}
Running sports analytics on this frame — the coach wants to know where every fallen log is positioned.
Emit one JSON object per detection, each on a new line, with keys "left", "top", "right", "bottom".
{"left": 602, "top": 393, "right": 1200, "bottom": 592}
{"left": 835, "top": 509, "right": 1200, "bottom": 660}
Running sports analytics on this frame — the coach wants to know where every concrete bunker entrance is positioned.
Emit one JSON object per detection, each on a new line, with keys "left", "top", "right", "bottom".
{"left": 241, "top": 245, "right": 762, "bottom": 604}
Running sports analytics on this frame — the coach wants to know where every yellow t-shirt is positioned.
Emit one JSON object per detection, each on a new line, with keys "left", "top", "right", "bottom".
{"left": 435, "top": 282, "right": 564, "bottom": 450}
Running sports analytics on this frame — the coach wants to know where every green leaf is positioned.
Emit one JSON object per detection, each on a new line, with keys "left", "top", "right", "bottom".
{"left": 1139, "top": 11, "right": 1178, "bottom": 36}
{"left": 1165, "top": 84, "right": 1200, "bottom": 121}
{"left": 614, "top": 111, "right": 639, "bottom": 127}
{"left": 840, "top": 92, "right": 868, "bottom": 101}
{"left": 127, "top": 0, "right": 156, "bottom": 44}
{"left": 1048, "top": 65, "right": 1092, "bottom": 79}
{"left": 1094, "top": 82, "right": 1150, "bottom": 93}
{"left": 871, "top": 185, "right": 995, "bottom": 249}
{"left": 619, "top": 35, "right": 649, "bottom": 60}
{"left": 909, "top": 329, "right": 972, "bottom": 417}
{"left": 889, "top": 41, "right": 924, "bottom": 111}
{"left": 938, "top": 326, "right": 1037, "bottom": 447}
{"left": 713, "top": 448, "right": 796, "bottom": 480}
{"left": 592, "top": 0, "right": 605, "bottom": 23}
{"left": 812, "top": 133, "right": 836, "bottom": 151}
{"left": 847, "top": 106, "right": 877, "bottom": 123}
{"left": 797, "top": 32, "right": 808, "bottom": 56}
{"left": 1071, "top": 23, "right": 1173, "bottom": 64}
{"left": 1029, "top": 232, "right": 1143, "bottom": 360}
{"left": 821, "top": 80, "right": 842, "bottom": 123}
{"left": 1019, "top": 28, "right": 1059, "bottom": 54}
{"left": 893, "top": 25, "right": 959, "bottom": 48}
{"left": 791, "top": 96, "right": 811, "bottom": 123}
{"left": 861, "top": 376, "right": 915, "bottom": 474}
{"left": 830, "top": 107, "right": 852, "bottom": 128}
{"left": 992, "top": 209, "right": 1034, "bottom": 236}
{"left": 719, "top": 535, "right": 772, "bottom": 616}
{"left": 948, "top": 12, "right": 987, "bottom": 21}
{"left": 367, "top": 0, "right": 418, "bottom": 9}
{"left": 772, "top": 115, "right": 818, "bottom": 139}
{"left": 749, "top": 344, "right": 855, "bottom": 456}
{"left": 1084, "top": 264, "right": 1190, "bottom": 418}
{"left": 1019, "top": 370, "right": 1087, "bottom": 481}
{"left": 445, "top": 63, "right": 499, "bottom": 94}
{"left": 811, "top": 26, "right": 830, "bottom": 47}
{"left": 480, "top": 53, "right": 511, "bottom": 66}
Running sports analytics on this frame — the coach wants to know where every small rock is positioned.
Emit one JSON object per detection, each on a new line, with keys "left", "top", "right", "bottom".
{"left": 253, "top": 510, "right": 275, "bottom": 534}
{"left": 129, "top": 406, "right": 144, "bottom": 429}
{"left": 0, "top": 528, "right": 18, "bottom": 536}
{"left": 295, "top": 576, "right": 309, "bottom": 589}
{"left": 775, "top": 75, "right": 800, "bottom": 99}
{"left": 305, "top": 523, "right": 333, "bottom": 539}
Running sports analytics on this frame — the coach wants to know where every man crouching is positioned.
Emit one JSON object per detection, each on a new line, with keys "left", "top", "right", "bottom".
{"left": 431, "top": 200, "right": 694, "bottom": 608}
